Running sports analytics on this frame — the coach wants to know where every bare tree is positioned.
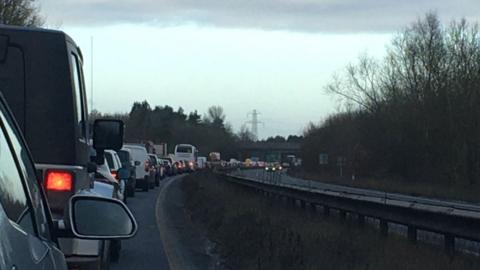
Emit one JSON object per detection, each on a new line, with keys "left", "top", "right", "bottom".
{"left": 316, "top": 13, "right": 480, "bottom": 185}
{"left": 205, "top": 105, "right": 226, "bottom": 128}
{"left": 0, "top": 0, "right": 43, "bottom": 27}
{"left": 237, "top": 124, "right": 255, "bottom": 142}
{"left": 325, "top": 54, "right": 384, "bottom": 113}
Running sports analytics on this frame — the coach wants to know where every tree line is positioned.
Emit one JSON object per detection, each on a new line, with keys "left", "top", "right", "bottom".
{"left": 302, "top": 13, "right": 480, "bottom": 186}
{"left": 92, "top": 101, "right": 303, "bottom": 159}
{"left": 91, "top": 102, "right": 242, "bottom": 158}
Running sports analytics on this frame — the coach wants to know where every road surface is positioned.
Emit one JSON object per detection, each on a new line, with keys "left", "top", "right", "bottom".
{"left": 110, "top": 177, "right": 174, "bottom": 270}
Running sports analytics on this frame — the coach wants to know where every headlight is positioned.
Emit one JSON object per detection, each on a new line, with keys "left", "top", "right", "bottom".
{"left": 272, "top": 168, "right": 276, "bottom": 171}
{"left": 279, "top": 166, "right": 282, "bottom": 170}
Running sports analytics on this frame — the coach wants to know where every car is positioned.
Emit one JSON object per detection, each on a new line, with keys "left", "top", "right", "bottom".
{"left": 265, "top": 162, "right": 282, "bottom": 172}
{"left": 90, "top": 155, "right": 124, "bottom": 263}
{"left": 123, "top": 144, "right": 155, "bottom": 191}
{"left": 185, "top": 159, "right": 195, "bottom": 172}
{"left": 117, "top": 148, "right": 138, "bottom": 197}
{"left": 175, "top": 160, "right": 185, "bottom": 174}
{"left": 149, "top": 154, "right": 164, "bottom": 186}
{"left": 0, "top": 25, "right": 126, "bottom": 269}
{"left": 159, "top": 157, "right": 174, "bottom": 176}
{"left": 104, "top": 150, "right": 127, "bottom": 203}
{"left": 164, "top": 156, "right": 178, "bottom": 175}
{"left": 0, "top": 93, "right": 137, "bottom": 270}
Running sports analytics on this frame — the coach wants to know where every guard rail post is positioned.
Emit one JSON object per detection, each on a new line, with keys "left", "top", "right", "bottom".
{"left": 407, "top": 226, "right": 417, "bottom": 243}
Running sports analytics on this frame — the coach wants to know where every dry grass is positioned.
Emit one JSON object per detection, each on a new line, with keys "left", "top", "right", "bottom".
{"left": 181, "top": 171, "right": 480, "bottom": 270}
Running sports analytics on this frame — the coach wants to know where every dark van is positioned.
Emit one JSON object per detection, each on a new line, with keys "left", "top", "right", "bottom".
{"left": 0, "top": 25, "right": 115, "bottom": 269}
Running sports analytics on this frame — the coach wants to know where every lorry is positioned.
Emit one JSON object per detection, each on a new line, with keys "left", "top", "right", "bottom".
{"left": 153, "top": 143, "right": 168, "bottom": 156}
{"left": 209, "top": 152, "right": 221, "bottom": 162}
{"left": 0, "top": 25, "right": 119, "bottom": 269}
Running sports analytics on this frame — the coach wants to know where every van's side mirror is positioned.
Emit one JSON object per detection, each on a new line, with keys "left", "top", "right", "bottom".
{"left": 93, "top": 119, "right": 124, "bottom": 151}
{"left": 117, "top": 167, "right": 130, "bottom": 179}
{"left": 67, "top": 195, "right": 137, "bottom": 239}
{"left": 134, "top": 161, "right": 141, "bottom": 166}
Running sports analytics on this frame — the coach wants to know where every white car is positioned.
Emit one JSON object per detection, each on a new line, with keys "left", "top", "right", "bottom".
{"left": 123, "top": 144, "right": 155, "bottom": 191}
{"left": 105, "top": 150, "right": 127, "bottom": 203}
{"left": 94, "top": 157, "right": 123, "bottom": 202}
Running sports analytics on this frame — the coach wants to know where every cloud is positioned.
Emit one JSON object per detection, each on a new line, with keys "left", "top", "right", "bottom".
{"left": 40, "top": 0, "right": 480, "bottom": 32}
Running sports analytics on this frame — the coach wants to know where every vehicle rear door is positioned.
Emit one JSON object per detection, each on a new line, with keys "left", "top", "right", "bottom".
{"left": 0, "top": 100, "right": 66, "bottom": 270}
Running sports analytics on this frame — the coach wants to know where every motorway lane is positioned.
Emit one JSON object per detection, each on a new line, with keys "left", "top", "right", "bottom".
{"left": 237, "top": 169, "right": 480, "bottom": 211}
{"left": 110, "top": 177, "right": 174, "bottom": 270}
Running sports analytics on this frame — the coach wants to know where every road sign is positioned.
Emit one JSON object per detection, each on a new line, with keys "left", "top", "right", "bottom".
{"left": 319, "top": 153, "right": 329, "bottom": 165}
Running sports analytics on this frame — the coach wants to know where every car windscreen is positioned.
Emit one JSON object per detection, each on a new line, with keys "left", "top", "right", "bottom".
{"left": 117, "top": 150, "right": 129, "bottom": 163}
{"left": 176, "top": 146, "right": 192, "bottom": 153}
{"left": 105, "top": 153, "right": 114, "bottom": 169}
{"left": 149, "top": 156, "right": 157, "bottom": 165}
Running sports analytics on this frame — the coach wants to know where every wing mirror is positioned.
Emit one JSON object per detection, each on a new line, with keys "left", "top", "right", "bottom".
{"left": 67, "top": 195, "right": 137, "bottom": 239}
{"left": 134, "top": 161, "right": 141, "bottom": 166}
{"left": 117, "top": 167, "right": 130, "bottom": 179}
{"left": 93, "top": 119, "right": 124, "bottom": 151}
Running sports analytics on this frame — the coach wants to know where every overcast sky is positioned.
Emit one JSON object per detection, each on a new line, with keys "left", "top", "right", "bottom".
{"left": 39, "top": 0, "right": 480, "bottom": 138}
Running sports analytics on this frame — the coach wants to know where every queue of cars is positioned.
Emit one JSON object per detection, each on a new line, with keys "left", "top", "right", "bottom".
{"left": 0, "top": 24, "right": 209, "bottom": 270}
{"left": 0, "top": 24, "right": 196, "bottom": 270}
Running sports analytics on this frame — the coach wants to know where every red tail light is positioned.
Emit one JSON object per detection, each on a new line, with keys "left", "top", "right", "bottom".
{"left": 145, "top": 160, "right": 150, "bottom": 171}
{"left": 111, "top": 170, "right": 118, "bottom": 179}
{"left": 46, "top": 170, "right": 73, "bottom": 191}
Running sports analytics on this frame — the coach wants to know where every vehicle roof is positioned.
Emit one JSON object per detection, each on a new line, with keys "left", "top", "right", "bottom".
{"left": 0, "top": 24, "right": 86, "bottom": 165}
{"left": 175, "top": 144, "right": 195, "bottom": 147}
{"left": 0, "top": 24, "right": 76, "bottom": 44}
{"left": 124, "top": 144, "right": 148, "bottom": 150}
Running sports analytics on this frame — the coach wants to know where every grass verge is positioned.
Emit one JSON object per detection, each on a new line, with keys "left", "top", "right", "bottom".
{"left": 181, "top": 171, "right": 480, "bottom": 270}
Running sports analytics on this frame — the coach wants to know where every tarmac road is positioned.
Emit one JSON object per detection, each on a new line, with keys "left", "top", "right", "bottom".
{"left": 110, "top": 176, "right": 176, "bottom": 270}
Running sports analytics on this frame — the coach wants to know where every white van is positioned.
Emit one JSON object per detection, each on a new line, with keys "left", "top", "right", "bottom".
{"left": 123, "top": 144, "right": 154, "bottom": 191}
{"left": 197, "top": 156, "right": 207, "bottom": 169}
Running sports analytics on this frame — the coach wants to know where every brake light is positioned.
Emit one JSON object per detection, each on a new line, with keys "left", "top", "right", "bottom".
{"left": 111, "top": 170, "right": 118, "bottom": 179}
{"left": 46, "top": 170, "right": 73, "bottom": 191}
{"left": 145, "top": 160, "right": 150, "bottom": 171}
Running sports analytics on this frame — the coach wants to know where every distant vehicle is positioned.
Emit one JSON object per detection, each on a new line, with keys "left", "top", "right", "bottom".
{"left": 0, "top": 93, "right": 136, "bottom": 270}
{"left": 286, "top": 155, "right": 301, "bottom": 167}
{"left": 104, "top": 150, "right": 127, "bottom": 203}
{"left": 177, "top": 160, "right": 186, "bottom": 173}
{"left": 265, "top": 162, "right": 283, "bottom": 172}
{"left": 153, "top": 143, "right": 168, "bottom": 156}
{"left": 149, "top": 154, "right": 164, "bottom": 186}
{"left": 123, "top": 144, "right": 155, "bottom": 191}
{"left": 209, "top": 152, "right": 221, "bottom": 162}
{"left": 160, "top": 158, "right": 174, "bottom": 175}
{"left": 185, "top": 159, "right": 195, "bottom": 172}
{"left": 197, "top": 156, "right": 207, "bottom": 169}
{"left": 229, "top": 158, "right": 242, "bottom": 167}
{"left": 117, "top": 148, "right": 138, "bottom": 197}
{"left": 175, "top": 144, "right": 198, "bottom": 164}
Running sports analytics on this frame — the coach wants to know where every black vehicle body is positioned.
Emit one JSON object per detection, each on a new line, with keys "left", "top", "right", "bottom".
{"left": 0, "top": 25, "right": 109, "bottom": 269}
